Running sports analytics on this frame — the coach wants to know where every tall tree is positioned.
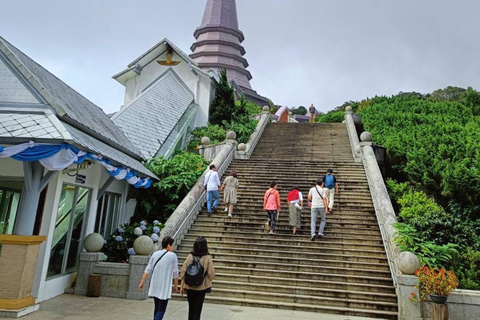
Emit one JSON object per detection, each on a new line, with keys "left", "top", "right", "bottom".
{"left": 209, "top": 68, "right": 236, "bottom": 125}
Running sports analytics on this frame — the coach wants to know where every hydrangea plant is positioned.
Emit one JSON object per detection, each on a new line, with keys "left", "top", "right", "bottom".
{"left": 102, "top": 220, "right": 165, "bottom": 263}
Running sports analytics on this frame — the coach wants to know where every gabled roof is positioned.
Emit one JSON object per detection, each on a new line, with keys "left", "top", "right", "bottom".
{"left": 112, "top": 68, "right": 195, "bottom": 159}
{"left": 0, "top": 36, "right": 142, "bottom": 159}
{"left": 231, "top": 81, "right": 270, "bottom": 107}
{"left": 0, "top": 36, "right": 156, "bottom": 178}
{"left": 113, "top": 38, "right": 212, "bottom": 86}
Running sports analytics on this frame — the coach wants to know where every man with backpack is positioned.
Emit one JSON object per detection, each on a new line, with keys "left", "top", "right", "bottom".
{"left": 321, "top": 169, "right": 339, "bottom": 214}
{"left": 308, "top": 179, "right": 329, "bottom": 240}
{"left": 139, "top": 236, "right": 179, "bottom": 320}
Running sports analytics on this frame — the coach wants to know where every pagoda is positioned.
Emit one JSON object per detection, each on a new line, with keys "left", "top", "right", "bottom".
{"left": 190, "top": 0, "right": 269, "bottom": 105}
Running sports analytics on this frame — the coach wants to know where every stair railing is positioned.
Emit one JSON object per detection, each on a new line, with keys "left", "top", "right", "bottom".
{"left": 345, "top": 110, "right": 400, "bottom": 286}
{"left": 344, "top": 106, "right": 361, "bottom": 162}
{"left": 236, "top": 109, "right": 270, "bottom": 159}
{"left": 159, "top": 140, "right": 236, "bottom": 247}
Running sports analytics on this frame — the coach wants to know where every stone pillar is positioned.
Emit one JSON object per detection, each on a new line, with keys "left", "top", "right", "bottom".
{"left": 126, "top": 255, "right": 150, "bottom": 300}
{"left": 14, "top": 162, "right": 44, "bottom": 235}
{"left": 397, "top": 275, "right": 423, "bottom": 320}
{"left": 0, "top": 235, "right": 46, "bottom": 314}
{"left": 75, "top": 252, "right": 106, "bottom": 296}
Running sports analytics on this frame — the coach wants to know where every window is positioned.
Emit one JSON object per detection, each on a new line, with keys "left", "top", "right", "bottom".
{"left": 0, "top": 189, "right": 21, "bottom": 235}
{"left": 0, "top": 181, "right": 23, "bottom": 235}
{"left": 94, "top": 193, "right": 122, "bottom": 239}
{"left": 47, "top": 184, "right": 90, "bottom": 278}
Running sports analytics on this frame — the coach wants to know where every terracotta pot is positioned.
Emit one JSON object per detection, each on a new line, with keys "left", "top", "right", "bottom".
{"left": 430, "top": 294, "right": 448, "bottom": 304}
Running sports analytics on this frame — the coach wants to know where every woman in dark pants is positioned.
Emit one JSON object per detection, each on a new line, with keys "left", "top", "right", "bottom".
{"left": 180, "top": 237, "right": 215, "bottom": 320}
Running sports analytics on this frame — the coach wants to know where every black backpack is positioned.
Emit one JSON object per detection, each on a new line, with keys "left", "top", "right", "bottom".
{"left": 185, "top": 256, "right": 205, "bottom": 286}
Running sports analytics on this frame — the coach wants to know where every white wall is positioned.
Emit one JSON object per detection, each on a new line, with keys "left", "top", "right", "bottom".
{"left": 122, "top": 50, "right": 214, "bottom": 128}
{"left": 29, "top": 161, "right": 133, "bottom": 302}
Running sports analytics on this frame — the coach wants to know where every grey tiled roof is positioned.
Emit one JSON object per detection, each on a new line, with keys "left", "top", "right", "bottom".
{"left": 0, "top": 112, "right": 62, "bottom": 139}
{"left": 0, "top": 57, "right": 38, "bottom": 104}
{"left": 0, "top": 36, "right": 141, "bottom": 157}
{"left": 113, "top": 70, "right": 194, "bottom": 159}
{"left": 62, "top": 122, "right": 156, "bottom": 178}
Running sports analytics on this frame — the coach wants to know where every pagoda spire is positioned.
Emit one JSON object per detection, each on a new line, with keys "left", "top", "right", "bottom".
{"left": 190, "top": 0, "right": 253, "bottom": 89}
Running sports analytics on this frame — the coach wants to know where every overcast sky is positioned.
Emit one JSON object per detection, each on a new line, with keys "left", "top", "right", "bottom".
{"left": 1, "top": 0, "right": 479, "bottom": 114}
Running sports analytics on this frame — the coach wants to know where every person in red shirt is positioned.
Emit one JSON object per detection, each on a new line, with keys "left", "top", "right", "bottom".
{"left": 263, "top": 181, "right": 281, "bottom": 234}
{"left": 287, "top": 186, "right": 303, "bottom": 234}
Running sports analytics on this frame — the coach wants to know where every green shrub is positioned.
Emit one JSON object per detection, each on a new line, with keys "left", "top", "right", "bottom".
{"left": 316, "top": 110, "right": 345, "bottom": 123}
{"left": 393, "top": 223, "right": 458, "bottom": 269}
{"left": 133, "top": 152, "right": 208, "bottom": 223}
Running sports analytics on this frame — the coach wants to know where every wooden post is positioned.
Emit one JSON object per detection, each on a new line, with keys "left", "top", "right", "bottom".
{"left": 86, "top": 274, "right": 102, "bottom": 297}
{"left": 431, "top": 303, "right": 448, "bottom": 320}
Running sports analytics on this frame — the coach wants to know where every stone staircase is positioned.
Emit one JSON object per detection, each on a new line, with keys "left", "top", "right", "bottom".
{"left": 175, "top": 122, "right": 398, "bottom": 319}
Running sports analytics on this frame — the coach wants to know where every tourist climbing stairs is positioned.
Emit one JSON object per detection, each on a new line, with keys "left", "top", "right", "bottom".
{"left": 175, "top": 122, "right": 398, "bottom": 319}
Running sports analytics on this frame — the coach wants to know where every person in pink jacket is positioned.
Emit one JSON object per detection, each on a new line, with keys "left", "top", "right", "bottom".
{"left": 263, "top": 181, "right": 281, "bottom": 234}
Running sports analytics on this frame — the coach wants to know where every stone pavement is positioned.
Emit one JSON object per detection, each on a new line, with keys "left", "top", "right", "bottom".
{"left": 0, "top": 294, "right": 384, "bottom": 320}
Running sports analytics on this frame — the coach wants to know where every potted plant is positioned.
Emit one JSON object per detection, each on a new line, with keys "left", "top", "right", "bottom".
{"left": 410, "top": 266, "right": 459, "bottom": 304}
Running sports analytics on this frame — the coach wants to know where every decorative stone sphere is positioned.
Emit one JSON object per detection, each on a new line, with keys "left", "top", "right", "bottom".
{"left": 262, "top": 105, "right": 270, "bottom": 112}
{"left": 360, "top": 131, "right": 372, "bottom": 142}
{"left": 345, "top": 106, "right": 352, "bottom": 112}
{"left": 83, "top": 233, "right": 104, "bottom": 252}
{"left": 133, "top": 235, "right": 154, "bottom": 256}
{"left": 200, "top": 137, "right": 210, "bottom": 145}
{"left": 226, "top": 131, "right": 237, "bottom": 140}
{"left": 133, "top": 227, "right": 143, "bottom": 236}
{"left": 272, "top": 120, "right": 277, "bottom": 123}
{"left": 238, "top": 143, "right": 247, "bottom": 152}
{"left": 397, "top": 252, "right": 421, "bottom": 275}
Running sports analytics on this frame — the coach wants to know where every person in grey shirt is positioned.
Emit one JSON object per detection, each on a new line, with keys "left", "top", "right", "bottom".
{"left": 308, "top": 179, "right": 328, "bottom": 240}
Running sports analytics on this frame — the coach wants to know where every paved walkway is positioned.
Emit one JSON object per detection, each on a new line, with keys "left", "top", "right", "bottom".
{"left": 1, "top": 294, "right": 381, "bottom": 320}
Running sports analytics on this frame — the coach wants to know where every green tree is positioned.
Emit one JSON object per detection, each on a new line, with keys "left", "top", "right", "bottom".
{"left": 290, "top": 106, "right": 307, "bottom": 115}
{"left": 209, "top": 68, "right": 236, "bottom": 125}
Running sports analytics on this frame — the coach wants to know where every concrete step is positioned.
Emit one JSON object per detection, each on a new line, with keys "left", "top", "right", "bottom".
{"left": 211, "top": 270, "right": 395, "bottom": 294}
{"left": 172, "top": 294, "right": 397, "bottom": 319}
{"left": 175, "top": 248, "right": 389, "bottom": 266}
{"left": 185, "top": 230, "right": 385, "bottom": 246}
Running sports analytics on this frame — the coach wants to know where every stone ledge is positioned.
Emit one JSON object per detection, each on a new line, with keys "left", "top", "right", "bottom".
{"left": 0, "top": 235, "right": 46, "bottom": 245}
{"left": 0, "top": 296, "right": 35, "bottom": 310}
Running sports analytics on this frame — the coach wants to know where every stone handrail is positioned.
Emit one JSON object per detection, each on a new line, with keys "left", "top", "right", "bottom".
{"left": 344, "top": 107, "right": 361, "bottom": 161}
{"left": 236, "top": 110, "right": 270, "bottom": 159}
{"left": 345, "top": 110, "right": 400, "bottom": 285}
{"left": 159, "top": 140, "right": 236, "bottom": 246}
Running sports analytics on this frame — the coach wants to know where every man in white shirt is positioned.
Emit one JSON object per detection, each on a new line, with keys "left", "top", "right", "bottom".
{"left": 204, "top": 164, "right": 223, "bottom": 216}
{"left": 139, "top": 236, "right": 179, "bottom": 320}
{"left": 308, "top": 179, "right": 329, "bottom": 240}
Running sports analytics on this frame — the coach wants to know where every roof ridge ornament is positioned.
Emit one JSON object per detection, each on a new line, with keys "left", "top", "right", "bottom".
{"left": 157, "top": 46, "right": 180, "bottom": 66}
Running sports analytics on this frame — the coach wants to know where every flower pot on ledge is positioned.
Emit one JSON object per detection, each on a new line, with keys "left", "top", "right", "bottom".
{"left": 429, "top": 294, "right": 448, "bottom": 305}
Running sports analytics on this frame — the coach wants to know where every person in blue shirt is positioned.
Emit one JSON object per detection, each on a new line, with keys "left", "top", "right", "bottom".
{"left": 321, "top": 169, "right": 339, "bottom": 214}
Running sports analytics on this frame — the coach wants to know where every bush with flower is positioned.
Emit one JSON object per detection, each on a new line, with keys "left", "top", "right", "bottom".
{"left": 102, "top": 220, "right": 164, "bottom": 262}
{"left": 410, "top": 266, "right": 459, "bottom": 302}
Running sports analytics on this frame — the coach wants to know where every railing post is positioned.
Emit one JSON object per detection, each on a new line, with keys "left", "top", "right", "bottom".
{"left": 344, "top": 106, "right": 361, "bottom": 162}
